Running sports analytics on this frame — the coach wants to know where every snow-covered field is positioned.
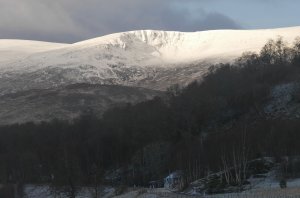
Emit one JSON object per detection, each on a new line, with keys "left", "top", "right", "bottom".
{"left": 24, "top": 185, "right": 115, "bottom": 198}
{"left": 113, "top": 184, "right": 300, "bottom": 198}
{"left": 111, "top": 187, "right": 300, "bottom": 198}
{"left": 23, "top": 178, "right": 300, "bottom": 198}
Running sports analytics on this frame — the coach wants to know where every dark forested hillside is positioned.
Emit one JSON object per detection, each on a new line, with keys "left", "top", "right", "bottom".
{"left": 1, "top": 37, "right": 300, "bottom": 195}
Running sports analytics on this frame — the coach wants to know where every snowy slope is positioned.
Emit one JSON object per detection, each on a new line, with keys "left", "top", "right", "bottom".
{"left": 72, "top": 27, "right": 300, "bottom": 64}
{"left": 0, "top": 27, "right": 300, "bottom": 94}
{"left": 0, "top": 40, "right": 68, "bottom": 63}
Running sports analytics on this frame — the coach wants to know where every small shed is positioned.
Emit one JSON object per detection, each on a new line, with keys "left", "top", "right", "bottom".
{"left": 164, "top": 171, "right": 185, "bottom": 190}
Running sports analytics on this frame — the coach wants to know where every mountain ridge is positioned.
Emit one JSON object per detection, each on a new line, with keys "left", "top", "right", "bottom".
{"left": 2, "top": 26, "right": 300, "bottom": 62}
{"left": 1, "top": 27, "right": 300, "bottom": 94}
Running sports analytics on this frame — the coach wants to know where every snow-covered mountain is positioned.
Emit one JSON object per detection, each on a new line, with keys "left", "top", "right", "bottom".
{"left": 0, "top": 27, "right": 300, "bottom": 124}
{"left": 1, "top": 27, "right": 300, "bottom": 94}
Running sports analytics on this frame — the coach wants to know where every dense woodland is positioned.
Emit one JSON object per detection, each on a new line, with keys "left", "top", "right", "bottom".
{"left": 1, "top": 37, "right": 300, "bottom": 196}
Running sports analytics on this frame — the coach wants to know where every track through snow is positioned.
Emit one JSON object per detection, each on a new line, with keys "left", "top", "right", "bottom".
{"left": 1, "top": 27, "right": 300, "bottom": 93}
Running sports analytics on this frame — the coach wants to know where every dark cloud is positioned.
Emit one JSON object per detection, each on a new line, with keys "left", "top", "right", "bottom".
{"left": 198, "top": 12, "right": 242, "bottom": 30}
{"left": 0, "top": 0, "right": 241, "bottom": 43}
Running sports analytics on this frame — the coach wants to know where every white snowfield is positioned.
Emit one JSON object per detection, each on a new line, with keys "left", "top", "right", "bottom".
{"left": 0, "top": 40, "right": 67, "bottom": 63}
{"left": 0, "top": 27, "right": 300, "bottom": 93}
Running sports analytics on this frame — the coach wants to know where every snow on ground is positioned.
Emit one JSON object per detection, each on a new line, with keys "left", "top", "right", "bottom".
{"left": 24, "top": 185, "right": 115, "bottom": 198}
{"left": 0, "top": 40, "right": 68, "bottom": 64}
{"left": 112, "top": 187, "right": 300, "bottom": 198}
{"left": 115, "top": 166, "right": 300, "bottom": 198}
{"left": 24, "top": 181, "right": 300, "bottom": 198}
{"left": 72, "top": 27, "right": 300, "bottom": 64}
{"left": 114, "top": 186, "right": 300, "bottom": 198}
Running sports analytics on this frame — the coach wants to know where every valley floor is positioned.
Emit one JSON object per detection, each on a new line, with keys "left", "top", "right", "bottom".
{"left": 115, "top": 187, "right": 300, "bottom": 198}
{"left": 24, "top": 181, "right": 300, "bottom": 198}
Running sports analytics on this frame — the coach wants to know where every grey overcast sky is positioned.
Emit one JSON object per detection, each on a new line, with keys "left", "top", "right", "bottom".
{"left": 0, "top": 0, "right": 299, "bottom": 43}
